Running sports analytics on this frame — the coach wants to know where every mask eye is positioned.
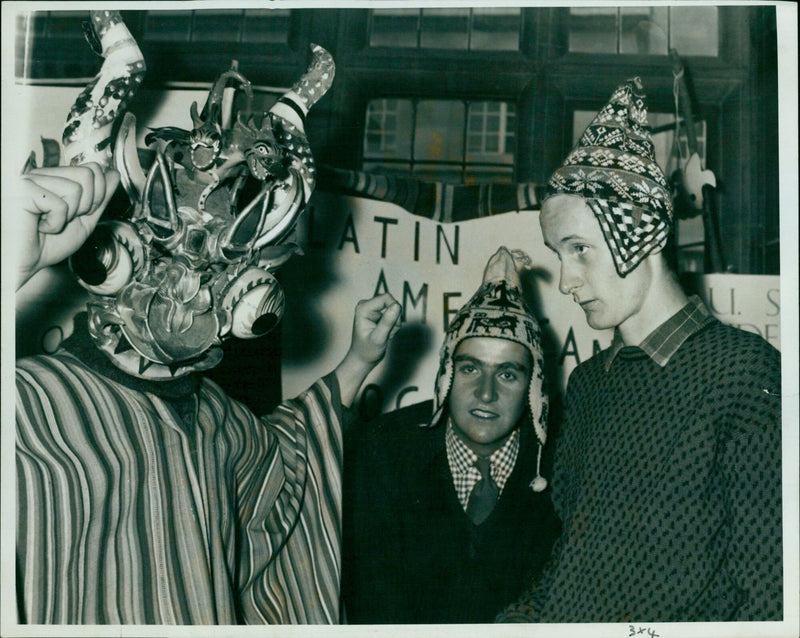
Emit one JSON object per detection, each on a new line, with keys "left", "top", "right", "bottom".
{"left": 219, "top": 267, "right": 285, "bottom": 339}
{"left": 70, "top": 221, "right": 144, "bottom": 295}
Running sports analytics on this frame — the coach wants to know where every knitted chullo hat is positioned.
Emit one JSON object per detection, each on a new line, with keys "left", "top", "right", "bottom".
{"left": 428, "top": 246, "right": 549, "bottom": 492}
{"left": 545, "top": 77, "right": 673, "bottom": 277}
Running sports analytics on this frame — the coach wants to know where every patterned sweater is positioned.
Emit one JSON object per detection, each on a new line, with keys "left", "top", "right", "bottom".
{"left": 498, "top": 304, "right": 782, "bottom": 622}
{"left": 16, "top": 342, "right": 345, "bottom": 624}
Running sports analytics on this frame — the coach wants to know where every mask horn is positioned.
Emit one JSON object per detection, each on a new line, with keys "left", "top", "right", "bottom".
{"left": 268, "top": 43, "right": 335, "bottom": 133}
{"left": 63, "top": 10, "right": 145, "bottom": 169}
{"left": 114, "top": 112, "right": 147, "bottom": 202}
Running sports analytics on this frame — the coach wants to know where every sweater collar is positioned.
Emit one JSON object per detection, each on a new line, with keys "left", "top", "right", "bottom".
{"left": 605, "top": 295, "right": 715, "bottom": 370}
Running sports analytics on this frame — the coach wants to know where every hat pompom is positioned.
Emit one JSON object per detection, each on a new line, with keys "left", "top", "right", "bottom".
{"left": 530, "top": 476, "right": 548, "bottom": 493}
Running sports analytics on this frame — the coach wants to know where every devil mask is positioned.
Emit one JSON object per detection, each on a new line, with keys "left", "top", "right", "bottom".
{"left": 59, "top": 11, "right": 334, "bottom": 379}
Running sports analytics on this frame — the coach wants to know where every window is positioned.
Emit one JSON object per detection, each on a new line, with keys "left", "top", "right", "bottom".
{"left": 568, "top": 6, "right": 719, "bottom": 56}
{"left": 144, "top": 9, "right": 290, "bottom": 44}
{"left": 369, "top": 8, "right": 521, "bottom": 51}
{"left": 18, "top": 11, "right": 86, "bottom": 40}
{"left": 363, "top": 98, "right": 516, "bottom": 183}
{"left": 16, "top": 11, "right": 98, "bottom": 78}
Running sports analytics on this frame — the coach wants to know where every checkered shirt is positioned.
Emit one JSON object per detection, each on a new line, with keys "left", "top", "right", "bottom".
{"left": 606, "top": 295, "right": 715, "bottom": 369}
{"left": 445, "top": 418, "right": 520, "bottom": 511}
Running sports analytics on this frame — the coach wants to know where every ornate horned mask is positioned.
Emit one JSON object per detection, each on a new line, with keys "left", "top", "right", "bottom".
{"left": 61, "top": 11, "right": 334, "bottom": 379}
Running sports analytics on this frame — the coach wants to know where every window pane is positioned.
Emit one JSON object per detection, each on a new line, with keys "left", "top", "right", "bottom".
{"left": 466, "top": 102, "right": 515, "bottom": 164}
{"left": 620, "top": 6, "right": 668, "bottom": 55}
{"left": 364, "top": 99, "right": 413, "bottom": 160}
{"left": 569, "top": 7, "right": 618, "bottom": 53}
{"left": 649, "top": 113, "right": 708, "bottom": 172}
{"left": 242, "top": 9, "right": 290, "bottom": 44}
{"left": 414, "top": 100, "right": 465, "bottom": 162}
{"left": 471, "top": 7, "right": 520, "bottom": 51}
{"left": 421, "top": 8, "right": 469, "bottom": 50}
{"left": 45, "top": 11, "right": 85, "bottom": 38}
{"left": 192, "top": 10, "right": 242, "bottom": 42}
{"left": 17, "top": 11, "right": 47, "bottom": 40}
{"left": 370, "top": 9, "right": 418, "bottom": 47}
{"left": 670, "top": 6, "right": 718, "bottom": 57}
{"left": 145, "top": 10, "right": 192, "bottom": 42}
{"left": 364, "top": 99, "right": 517, "bottom": 183}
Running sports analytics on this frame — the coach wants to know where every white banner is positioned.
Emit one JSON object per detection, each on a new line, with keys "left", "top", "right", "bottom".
{"left": 280, "top": 191, "right": 614, "bottom": 414}
{"left": 280, "top": 193, "right": 783, "bottom": 416}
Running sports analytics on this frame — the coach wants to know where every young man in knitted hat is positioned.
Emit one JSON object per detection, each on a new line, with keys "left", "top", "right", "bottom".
{"left": 498, "top": 78, "right": 782, "bottom": 623}
{"left": 342, "top": 247, "right": 561, "bottom": 624}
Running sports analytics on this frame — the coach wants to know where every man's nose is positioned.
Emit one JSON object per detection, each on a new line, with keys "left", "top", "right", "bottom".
{"left": 558, "top": 260, "right": 581, "bottom": 296}
{"left": 475, "top": 374, "right": 497, "bottom": 403}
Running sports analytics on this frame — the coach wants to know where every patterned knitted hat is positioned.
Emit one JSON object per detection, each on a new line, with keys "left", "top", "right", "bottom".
{"left": 428, "top": 246, "right": 549, "bottom": 491}
{"left": 545, "top": 77, "right": 673, "bottom": 277}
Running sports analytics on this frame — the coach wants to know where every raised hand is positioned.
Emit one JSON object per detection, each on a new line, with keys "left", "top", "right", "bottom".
{"left": 335, "top": 293, "right": 402, "bottom": 407}
{"left": 15, "top": 164, "right": 119, "bottom": 290}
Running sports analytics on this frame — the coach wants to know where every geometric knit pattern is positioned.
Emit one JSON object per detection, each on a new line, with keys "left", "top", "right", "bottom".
{"left": 497, "top": 318, "right": 782, "bottom": 622}
{"left": 588, "top": 197, "right": 670, "bottom": 277}
{"left": 16, "top": 351, "right": 345, "bottom": 624}
{"left": 546, "top": 77, "right": 673, "bottom": 277}
{"left": 430, "top": 248, "right": 548, "bottom": 451}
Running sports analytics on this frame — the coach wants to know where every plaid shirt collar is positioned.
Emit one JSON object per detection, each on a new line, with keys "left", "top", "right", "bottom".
{"left": 445, "top": 418, "right": 520, "bottom": 511}
{"left": 606, "top": 295, "right": 715, "bottom": 370}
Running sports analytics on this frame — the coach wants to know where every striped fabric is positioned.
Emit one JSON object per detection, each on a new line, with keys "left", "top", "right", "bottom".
{"left": 318, "top": 164, "right": 540, "bottom": 222}
{"left": 16, "top": 350, "right": 344, "bottom": 624}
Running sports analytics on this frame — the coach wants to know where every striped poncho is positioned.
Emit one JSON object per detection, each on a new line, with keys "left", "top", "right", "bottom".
{"left": 16, "top": 347, "right": 345, "bottom": 624}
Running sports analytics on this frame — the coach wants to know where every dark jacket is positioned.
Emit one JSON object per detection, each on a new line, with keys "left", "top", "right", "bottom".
{"left": 342, "top": 400, "right": 561, "bottom": 624}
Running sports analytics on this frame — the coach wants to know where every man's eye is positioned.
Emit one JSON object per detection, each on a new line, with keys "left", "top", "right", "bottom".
{"left": 499, "top": 371, "right": 518, "bottom": 381}
{"left": 574, "top": 244, "right": 589, "bottom": 255}
{"left": 457, "top": 364, "right": 477, "bottom": 374}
